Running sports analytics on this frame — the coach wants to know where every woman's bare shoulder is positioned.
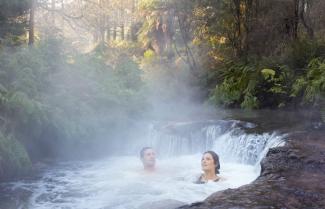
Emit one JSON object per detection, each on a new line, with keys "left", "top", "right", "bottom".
{"left": 218, "top": 176, "right": 227, "bottom": 181}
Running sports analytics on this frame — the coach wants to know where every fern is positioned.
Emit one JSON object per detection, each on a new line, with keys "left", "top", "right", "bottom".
{"left": 291, "top": 58, "right": 325, "bottom": 105}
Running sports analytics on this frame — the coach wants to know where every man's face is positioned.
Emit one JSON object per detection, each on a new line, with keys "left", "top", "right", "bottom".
{"left": 141, "top": 148, "right": 156, "bottom": 169}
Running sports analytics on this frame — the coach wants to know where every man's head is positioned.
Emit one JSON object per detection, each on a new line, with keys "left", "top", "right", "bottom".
{"left": 140, "top": 147, "right": 156, "bottom": 171}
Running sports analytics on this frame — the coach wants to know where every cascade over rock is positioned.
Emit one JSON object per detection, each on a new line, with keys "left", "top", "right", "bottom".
{"left": 177, "top": 131, "right": 325, "bottom": 209}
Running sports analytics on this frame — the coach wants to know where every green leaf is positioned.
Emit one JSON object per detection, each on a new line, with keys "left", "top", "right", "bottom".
{"left": 261, "top": 68, "right": 275, "bottom": 80}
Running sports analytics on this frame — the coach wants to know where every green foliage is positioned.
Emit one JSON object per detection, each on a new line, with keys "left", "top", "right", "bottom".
{"left": 291, "top": 58, "right": 325, "bottom": 105}
{"left": 137, "top": 14, "right": 156, "bottom": 49}
{"left": 115, "top": 55, "right": 143, "bottom": 90}
{"left": 0, "top": 46, "right": 49, "bottom": 140}
{"left": 287, "top": 39, "right": 321, "bottom": 68}
{"left": 209, "top": 57, "right": 302, "bottom": 109}
{"left": 193, "top": 0, "right": 247, "bottom": 57}
{"left": 261, "top": 69, "right": 276, "bottom": 80}
{"left": 144, "top": 49, "right": 155, "bottom": 59}
{"left": 209, "top": 60, "right": 260, "bottom": 109}
{"left": 139, "top": 0, "right": 161, "bottom": 10}
{"left": 0, "top": 0, "right": 30, "bottom": 45}
{"left": 241, "top": 92, "right": 259, "bottom": 109}
{"left": 135, "top": 0, "right": 325, "bottom": 112}
{"left": 137, "top": 0, "right": 179, "bottom": 55}
{"left": 0, "top": 37, "right": 147, "bottom": 176}
{"left": 0, "top": 0, "right": 30, "bottom": 16}
{"left": 209, "top": 54, "right": 325, "bottom": 109}
{"left": 0, "top": 132, "right": 31, "bottom": 180}
{"left": 41, "top": 48, "right": 146, "bottom": 142}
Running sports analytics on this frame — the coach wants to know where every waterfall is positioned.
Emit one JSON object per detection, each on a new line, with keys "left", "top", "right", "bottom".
{"left": 0, "top": 119, "right": 286, "bottom": 209}
{"left": 141, "top": 120, "right": 285, "bottom": 166}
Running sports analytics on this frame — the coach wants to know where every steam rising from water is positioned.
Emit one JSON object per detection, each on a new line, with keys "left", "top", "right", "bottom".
{"left": 4, "top": 156, "right": 257, "bottom": 209}
{"left": 0, "top": 120, "right": 285, "bottom": 209}
{"left": 137, "top": 120, "right": 285, "bottom": 165}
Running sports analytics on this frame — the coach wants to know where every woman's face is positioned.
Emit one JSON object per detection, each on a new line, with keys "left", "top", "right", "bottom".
{"left": 201, "top": 153, "right": 216, "bottom": 173}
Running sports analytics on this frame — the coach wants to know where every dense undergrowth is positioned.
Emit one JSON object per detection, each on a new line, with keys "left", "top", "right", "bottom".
{"left": 208, "top": 39, "right": 325, "bottom": 110}
{"left": 0, "top": 38, "right": 146, "bottom": 180}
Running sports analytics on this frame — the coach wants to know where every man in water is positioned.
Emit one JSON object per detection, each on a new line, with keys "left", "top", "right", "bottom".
{"left": 140, "top": 147, "right": 156, "bottom": 172}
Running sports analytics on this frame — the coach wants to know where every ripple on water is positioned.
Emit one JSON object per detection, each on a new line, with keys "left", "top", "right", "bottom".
{"left": 1, "top": 155, "right": 259, "bottom": 209}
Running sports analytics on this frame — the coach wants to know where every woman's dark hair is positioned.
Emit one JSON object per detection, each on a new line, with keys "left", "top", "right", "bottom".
{"left": 203, "top": 151, "right": 220, "bottom": 174}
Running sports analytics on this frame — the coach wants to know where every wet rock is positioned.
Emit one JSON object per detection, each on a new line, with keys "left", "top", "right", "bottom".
{"left": 288, "top": 153, "right": 299, "bottom": 159}
{"left": 177, "top": 131, "right": 325, "bottom": 209}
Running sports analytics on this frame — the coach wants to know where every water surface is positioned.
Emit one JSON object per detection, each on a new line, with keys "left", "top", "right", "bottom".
{"left": 1, "top": 155, "right": 257, "bottom": 209}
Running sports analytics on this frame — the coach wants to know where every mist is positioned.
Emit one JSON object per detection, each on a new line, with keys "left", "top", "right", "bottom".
{"left": 0, "top": 0, "right": 324, "bottom": 208}
{"left": 22, "top": 3, "right": 219, "bottom": 159}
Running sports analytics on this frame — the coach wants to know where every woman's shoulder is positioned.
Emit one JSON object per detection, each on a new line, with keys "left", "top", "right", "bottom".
{"left": 194, "top": 174, "right": 205, "bottom": 184}
{"left": 194, "top": 174, "right": 225, "bottom": 184}
{"left": 217, "top": 176, "right": 226, "bottom": 181}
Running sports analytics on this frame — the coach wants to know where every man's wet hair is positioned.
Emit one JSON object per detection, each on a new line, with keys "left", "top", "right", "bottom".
{"left": 140, "top": 147, "right": 153, "bottom": 158}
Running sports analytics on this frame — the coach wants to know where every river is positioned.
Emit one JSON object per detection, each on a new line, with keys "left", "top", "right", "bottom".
{"left": 0, "top": 119, "right": 286, "bottom": 209}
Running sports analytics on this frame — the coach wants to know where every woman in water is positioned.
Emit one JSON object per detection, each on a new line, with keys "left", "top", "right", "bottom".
{"left": 195, "top": 151, "right": 221, "bottom": 184}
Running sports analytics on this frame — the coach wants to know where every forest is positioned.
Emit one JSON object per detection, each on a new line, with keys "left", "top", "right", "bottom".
{"left": 0, "top": 0, "right": 324, "bottom": 181}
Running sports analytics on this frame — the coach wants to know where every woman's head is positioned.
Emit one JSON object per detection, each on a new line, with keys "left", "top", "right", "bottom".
{"left": 201, "top": 151, "right": 220, "bottom": 174}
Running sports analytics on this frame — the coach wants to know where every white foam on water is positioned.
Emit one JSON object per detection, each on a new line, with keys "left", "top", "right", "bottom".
{"left": 142, "top": 121, "right": 286, "bottom": 165}
{"left": 1, "top": 120, "right": 285, "bottom": 209}
{"left": 22, "top": 154, "right": 257, "bottom": 209}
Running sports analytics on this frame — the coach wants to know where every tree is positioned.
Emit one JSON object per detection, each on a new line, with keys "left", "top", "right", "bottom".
{"left": 0, "top": 0, "right": 31, "bottom": 45}
{"left": 29, "top": 0, "right": 35, "bottom": 45}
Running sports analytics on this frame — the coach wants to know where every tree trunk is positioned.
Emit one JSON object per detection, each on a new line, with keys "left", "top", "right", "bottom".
{"left": 61, "top": 0, "right": 65, "bottom": 34}
{"left": 105, "top": 0, "right": 110, "bottom": 42}
{"left": 51, "top": 0, "right": 56, "bottom": 26}
{"left": 97, "top": 0, "right": 104, "bottom": 43}
{"left": 113, "top": 24, "right": 117, "bottom": 40}
{"left": 28, "top": 0, "right": 35, "bottom": 45}
{"left": 233, "top": 0, "right": 242, "bottom": 56}
{"left": 293, "top": 0, "right": 299, "bottom": 39}
{"left": 106, "top": 22, "right": 111, "bottom": 41}
{"left": 120, "top": 24, "right": 124, "bottom": 40}
{"left": 299, "top": 0, "right": 314, "bottom": 38}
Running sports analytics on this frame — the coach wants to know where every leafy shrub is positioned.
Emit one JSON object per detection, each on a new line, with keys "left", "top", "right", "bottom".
{"left": 209, "top": 58, "right": 297, "bottom": 109}
{"left": 291, "top": 58, "right": 325, "bottom": 105}
{"left": 0, "top": 132, "right": 31, "bottom": 180}
{"left": 144, "top": 49, "right": 155, "bottom": 60}
{"left": 209, "top": 60, "right": 260, "bottom": 109}
{"left": 0, "top": 37, "right": 147, "bottom": 168}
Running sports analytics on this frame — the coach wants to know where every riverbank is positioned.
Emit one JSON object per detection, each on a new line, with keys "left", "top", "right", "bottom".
{"left": 178, "top": 130, "right": 325, "bottom": 209}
